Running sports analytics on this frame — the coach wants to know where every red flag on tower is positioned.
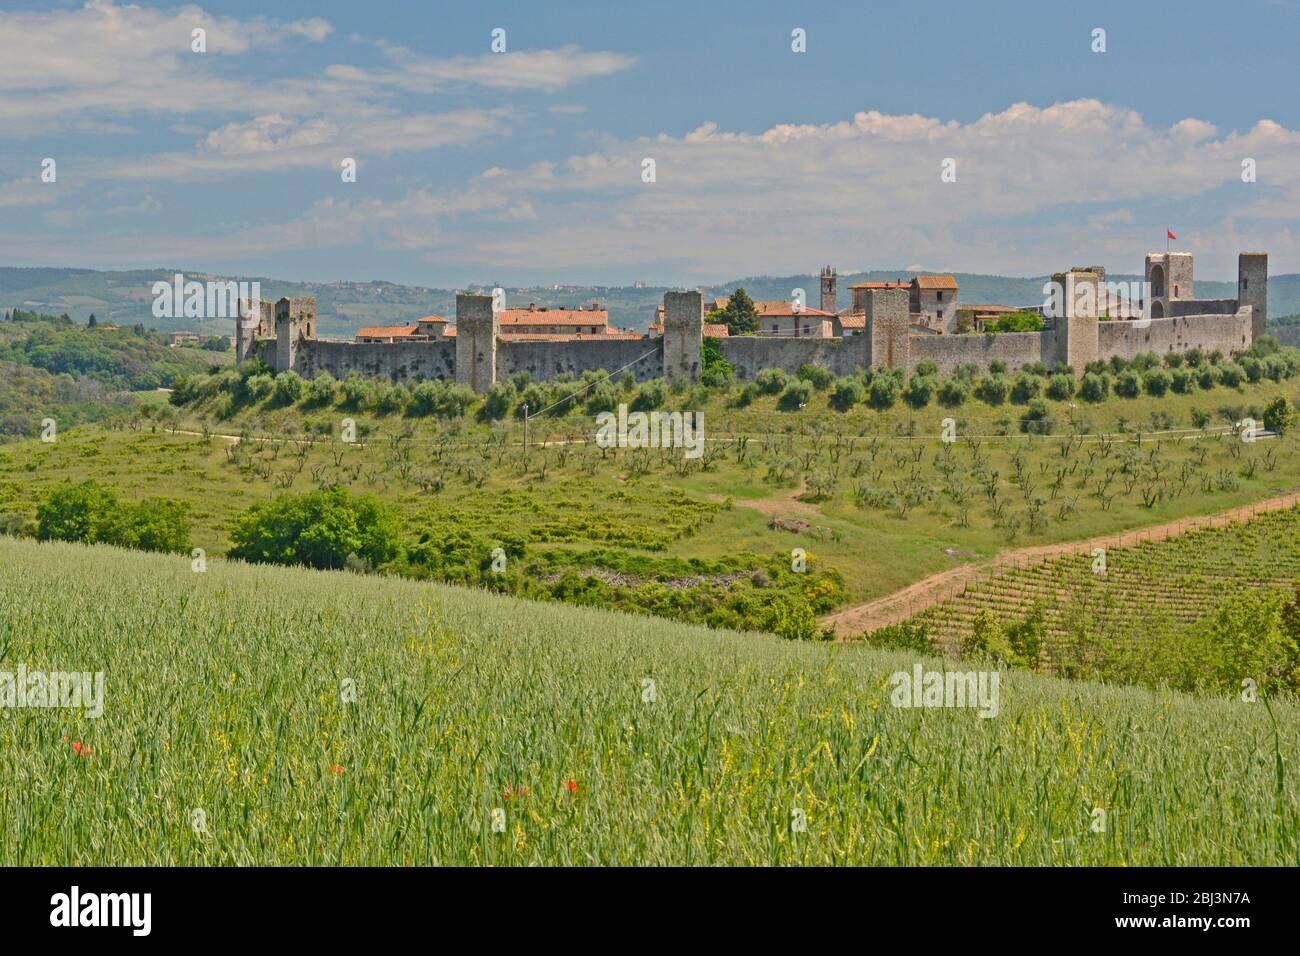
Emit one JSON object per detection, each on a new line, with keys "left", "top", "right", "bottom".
{"left": 1167, "top": 229, "right": 1177, "bottom": 240}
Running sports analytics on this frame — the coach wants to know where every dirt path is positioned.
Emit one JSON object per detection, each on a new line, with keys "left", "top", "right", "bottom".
{"left": 822, "top": 489, "right": 1300, "bottom": 637}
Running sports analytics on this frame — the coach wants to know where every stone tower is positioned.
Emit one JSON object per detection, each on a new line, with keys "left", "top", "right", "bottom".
{"left": 1238, "top": 252, "right": 1268, "bottom": 342}
{"left": 455, "top": 293, "right": 498, "bottom": 394}
{"left": 1144, "top": 252, "right": 1194, "bottom": 319}
{"left": 866, "top": 287, "right": 910, "bottom": 371}
{"left": 236, "top": 298, "right": 274, "bottom": 364}
{"left": 819, "top": 265, "right": 837, "bottom": 314}
{"left": 274, "top": 296, "right": 316, "bottom": 373}
{"left": 662, "top": 290, "right": 703, "bottom": 384}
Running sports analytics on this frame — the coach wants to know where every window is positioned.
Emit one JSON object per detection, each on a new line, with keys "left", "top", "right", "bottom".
{"left": 937, "top": 290, "right": 944, "bottom": 301}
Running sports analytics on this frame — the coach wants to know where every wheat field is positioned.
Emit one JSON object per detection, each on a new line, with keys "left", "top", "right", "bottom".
{"left": 0, "top": 535, "right": 1294, "bottom": 865}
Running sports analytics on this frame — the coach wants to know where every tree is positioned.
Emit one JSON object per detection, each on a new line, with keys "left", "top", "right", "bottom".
{"left": 1264, "top": 396, "right": 1293, "bottom": 435}
{"left": 719, "top": 288, "right": 759, "bottom": 336}
{"left": 228, "top": 488, "right": 399, "bottom": 571}
{"left": 87, "top": 314, "right": 97, "bottom": 328}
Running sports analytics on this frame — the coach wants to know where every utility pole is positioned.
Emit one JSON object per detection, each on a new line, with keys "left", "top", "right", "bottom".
{"left": 523, "top": 404, "right": 529, "bottom": 453}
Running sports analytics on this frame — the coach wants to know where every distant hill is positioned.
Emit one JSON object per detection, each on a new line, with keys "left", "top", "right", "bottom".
{"left": 4, "top": 266, "right": 1299, "bottom": 340}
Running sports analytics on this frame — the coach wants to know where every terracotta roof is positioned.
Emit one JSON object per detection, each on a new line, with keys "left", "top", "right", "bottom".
{"left": 502, "top": 332, "right": 645, "bottom": 342}
{"left": 913, "top": 275, "right": 958, "bottom": 290}
{"left": 356, "top": 325, "right": 419, "bottom": 338}
{"left": 499, "top": 306, "right": 608, "bottom": 327}
{"left": 849, "top": 280, "right": 909, "bottom": 290}
{"left": 754, "top": 301, "right": 835, "bottom": 318}
{"left": 416, "top": 314, "right": 448, "bottom": 324}
{"left": 703, "top": 323, "right": 729, "bottom": 337}
{"left": 838, "top": 315, "right": 866, "bottom": 330}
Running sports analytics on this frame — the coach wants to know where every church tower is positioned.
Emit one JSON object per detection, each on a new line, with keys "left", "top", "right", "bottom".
{"left": 819, "top": 265, "right": 837, "bottom": 314}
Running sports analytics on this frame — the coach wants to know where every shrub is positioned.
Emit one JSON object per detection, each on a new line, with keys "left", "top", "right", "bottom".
{"left": 1218, "top": 362, "right": 1245, "bottom": 388}
{"left": 339, "top": 372, "right": 369, "bottom": 410}
{"left": 778, "top": 379, "right": 813, "bottom": 411}
{"left": 868, "top": 375, "right": 900, "bottom": 410}
{"left": 865, "top": 621, "right": 934, "bottom": 653}
{"left": 914, "top": 359, "right": 939, "bottom": 378}
{"left": 246, "top": 373, "right": 274, "bottom": 401}
{"left": 228, "top": 488, "right": 398, "bottom": 571}
{"left": 373, "top": 384, "right": 408, "bottom": 414}
{"left": 1019, "top": 398, "right": 1055, "bottom": 435}
{"left": 829, "top": 377, "right": 863, "bottom": 412}
{"left": 903, "top": 375, "right": 936, "bottom": 409}
{"left": 1079, "top": 372, "right": 1109, "bottom": 403}
{"left": 797, "top": 364, "right": 834, "bottom": 391}
{"left": 988, "top": 360, "right": 1008, "bottom": 375}
{"left": 408, "top": 380, "right": 444, "bottom": 416}
{"left": 303, "top": 372, "right": 337, "bottom": 408}
{"left": 1170, "top": 368, "right": 1194, "bottom": 394}
{"left": 973, "top": 374, "right": 1009, "bottom": 406}
{"left": 937, "top": 377, "right": 970, "bottom": 407}
{"left": 272, "top": 371, "right": 303, "bottom": 406}
{"left": 438, "top": 384, "right": 475, "bottom": 418}
{"left": 1045, "top": 373, "right": 1074, "bottom": 401}
{"left": 475, "top": 383, "right": 514, "bottom": 421}
{"left": 36, "top": 480, "right": 189, "bottom": 554}
{"left": 1196, "top": 365, "right": 1220, "bottom": 390}
{"left": 1264, "top": 396, "right": 1294, "bottom": 435}
{"left": 755, "top": 368, "right": 788, "bottom": 395}
{"left": 1114, "top": 369, "right": 1142, "bottom": 398}
{"left": 1143, "top": 368, "right": 1171, "bottom": 397}
{"left": 1241, "top": 356, "right": 1264, "bottom": 383}
{"left": 585, "top": 382, "right": 619, "bottom": 415}
{"left": 631, "top": 378, "right": 667, "bottom": 411}
{"left": 1010, "top": 373, "right": 1041, "bottom": 405}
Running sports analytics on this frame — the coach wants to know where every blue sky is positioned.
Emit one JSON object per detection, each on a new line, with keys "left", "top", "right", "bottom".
{"left": 2, "top": 0, "right": 1298, "bottom": 286}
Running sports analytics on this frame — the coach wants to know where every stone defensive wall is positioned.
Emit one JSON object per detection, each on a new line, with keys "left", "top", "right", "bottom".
{"left": 243, "top": 249, "right": 1266, "bottom": 393}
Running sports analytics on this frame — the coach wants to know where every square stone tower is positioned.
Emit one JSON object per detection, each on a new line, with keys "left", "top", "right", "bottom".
{"left": 819, "top": 266, "right": 837, "bottom": 314}
{"left": 1144, "top": 253, "right": 1194, "bottom": 319}
{"left": 274, "top": 297, "right": 316, "bottom": 373}
{"left": 866, "top": 287, "right": 910, "bottom": 371}
{"left": 663, "top": 290, "right": 704, "bottom": 384}
{"left": 236, "top": 297, "right": 273, "bottom": 364}
{"left": 1238, "top": 252, "right": 1268, "bottom": 342}
{"left": 455, "top": 293, "right": 498, "bottom": 394}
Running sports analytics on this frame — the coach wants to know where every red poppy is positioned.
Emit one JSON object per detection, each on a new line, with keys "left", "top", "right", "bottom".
{"left": 71, "top": 741, "right": 82, "bottom": 754}
{"left": 563, "top": 779, "right": 578, "bottom": 794}
{"left": 328, "top": 765, "right": 345, "bottom": 776}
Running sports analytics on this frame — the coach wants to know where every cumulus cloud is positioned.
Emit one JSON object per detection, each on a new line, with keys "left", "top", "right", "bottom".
{"left": 213, "top": 99, "right": 1297, "bottom": 279}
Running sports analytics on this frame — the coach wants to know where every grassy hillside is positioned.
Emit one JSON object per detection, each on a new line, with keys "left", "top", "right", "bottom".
{"left": 0, "top": 536, "right": 1294, "bottom": 865}
{"left": 3, "top": 359, "right": 1298, "bottom": 634}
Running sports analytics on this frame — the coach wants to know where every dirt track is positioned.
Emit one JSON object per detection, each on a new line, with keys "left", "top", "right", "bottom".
{"left": 821, "top": 489, "right": 1300, "bottom": 637}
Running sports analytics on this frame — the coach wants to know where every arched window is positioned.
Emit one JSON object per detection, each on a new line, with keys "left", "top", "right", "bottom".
{"left": 1150, "top": 264, "right": 1165, "bottom": 299}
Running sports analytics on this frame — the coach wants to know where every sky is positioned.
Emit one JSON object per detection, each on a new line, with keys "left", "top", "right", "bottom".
{"left": 1, "top": 0, "right": 1298, "bottom": 287}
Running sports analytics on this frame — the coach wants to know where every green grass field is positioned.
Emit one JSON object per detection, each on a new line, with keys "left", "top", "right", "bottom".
{"left": 3, "top": 376, "right": 1298, "bottom": 617}
{"left": 0, "top": 536, "right": 1294, "bottom": 865}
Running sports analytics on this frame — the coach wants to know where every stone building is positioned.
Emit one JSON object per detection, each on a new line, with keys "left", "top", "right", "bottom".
{"left": 240, "top": 250, "right": 1267, "bottom": 392}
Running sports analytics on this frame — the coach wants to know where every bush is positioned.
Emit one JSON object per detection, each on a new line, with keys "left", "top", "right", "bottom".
{"left": 829, "top": 377, "right": 863, "bottom": 412}
{"left": 937, "top": 377, "right": 970, "bottom": 407}
{"left": 973, "top": 375, "right": 1009, "bottom": 406}
{"left": 228, "top": 488, "right": 398, "bottom": 571}
{"left": 1196, "top": 365, "right": 1220, "bottom": 390}
{"left": 373, "top": 384, "right": 409, "bottom": 415}
{"left": 1045, "top": 373, "right": 1074, "bottom": 401}
{"left": 245, "top": 373, "right": 274, "bottom": 401}
{"left": 1114, "top": 369, "right": 1143, "bottom": 398}
{"left": 778, "top": 379, "right": 813, "bottom": 411}
{"left": 1143, "top": 368, "right": 1171, "bottom": 397}
{"left": 914, "top": 359, "right": 939, "bottom": 378}
{"left": 1264, "top": 396, "right": 1294, "bottom": 435}
{"left": 303, "top": 372, "right": 337, "bottom": 408}
{"left": 1019, "top": 398, "right": 1055, "bottom": 434}
{"left": 438, "top": 384, "right": 475, "bottom": 418}
{"left": 903, "top": 375, "right": 936, "bottom": 409}
{"left": 339, "top": 372, "right": 369, "bottom": 410}
{"left": 1079, "top": 372, "right": 1109, "bottom": 403}
{"left": 36, "top": 480, "right": 189, "bottom": 554}
{"left": 864, "top": 621, "right": 934, "bottom": 653}
{"left": 1170, "top": 367, "right": 1194, "bottom": 394}
{"left": 585, "top": 382, "right": 619, "bottom": 415}
{"left": 868, "top": 375, "right": 900, "bottom": 410}
{"left": 797, "top": 364, "right": 834, "bottom": 391}
{"left": 631, "top": 378, "right": 667, "bottom": 411}
{"left": 272, "top": 371, "right": 303, "bottom": 406}
{"left": 408, "top": 380, "right": 444, "bottom": 416}
{"left": 475, "top": 383, "right": 514, "bottom": 421}
{"left": 1010, "top": 373, "right": 1041, "bottom": 405}
{"left": 1218, "top": 362, "right": 1245, "bottom": 388}
{"left": 755, "top": 368, "right": 788, "bottom": 395}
